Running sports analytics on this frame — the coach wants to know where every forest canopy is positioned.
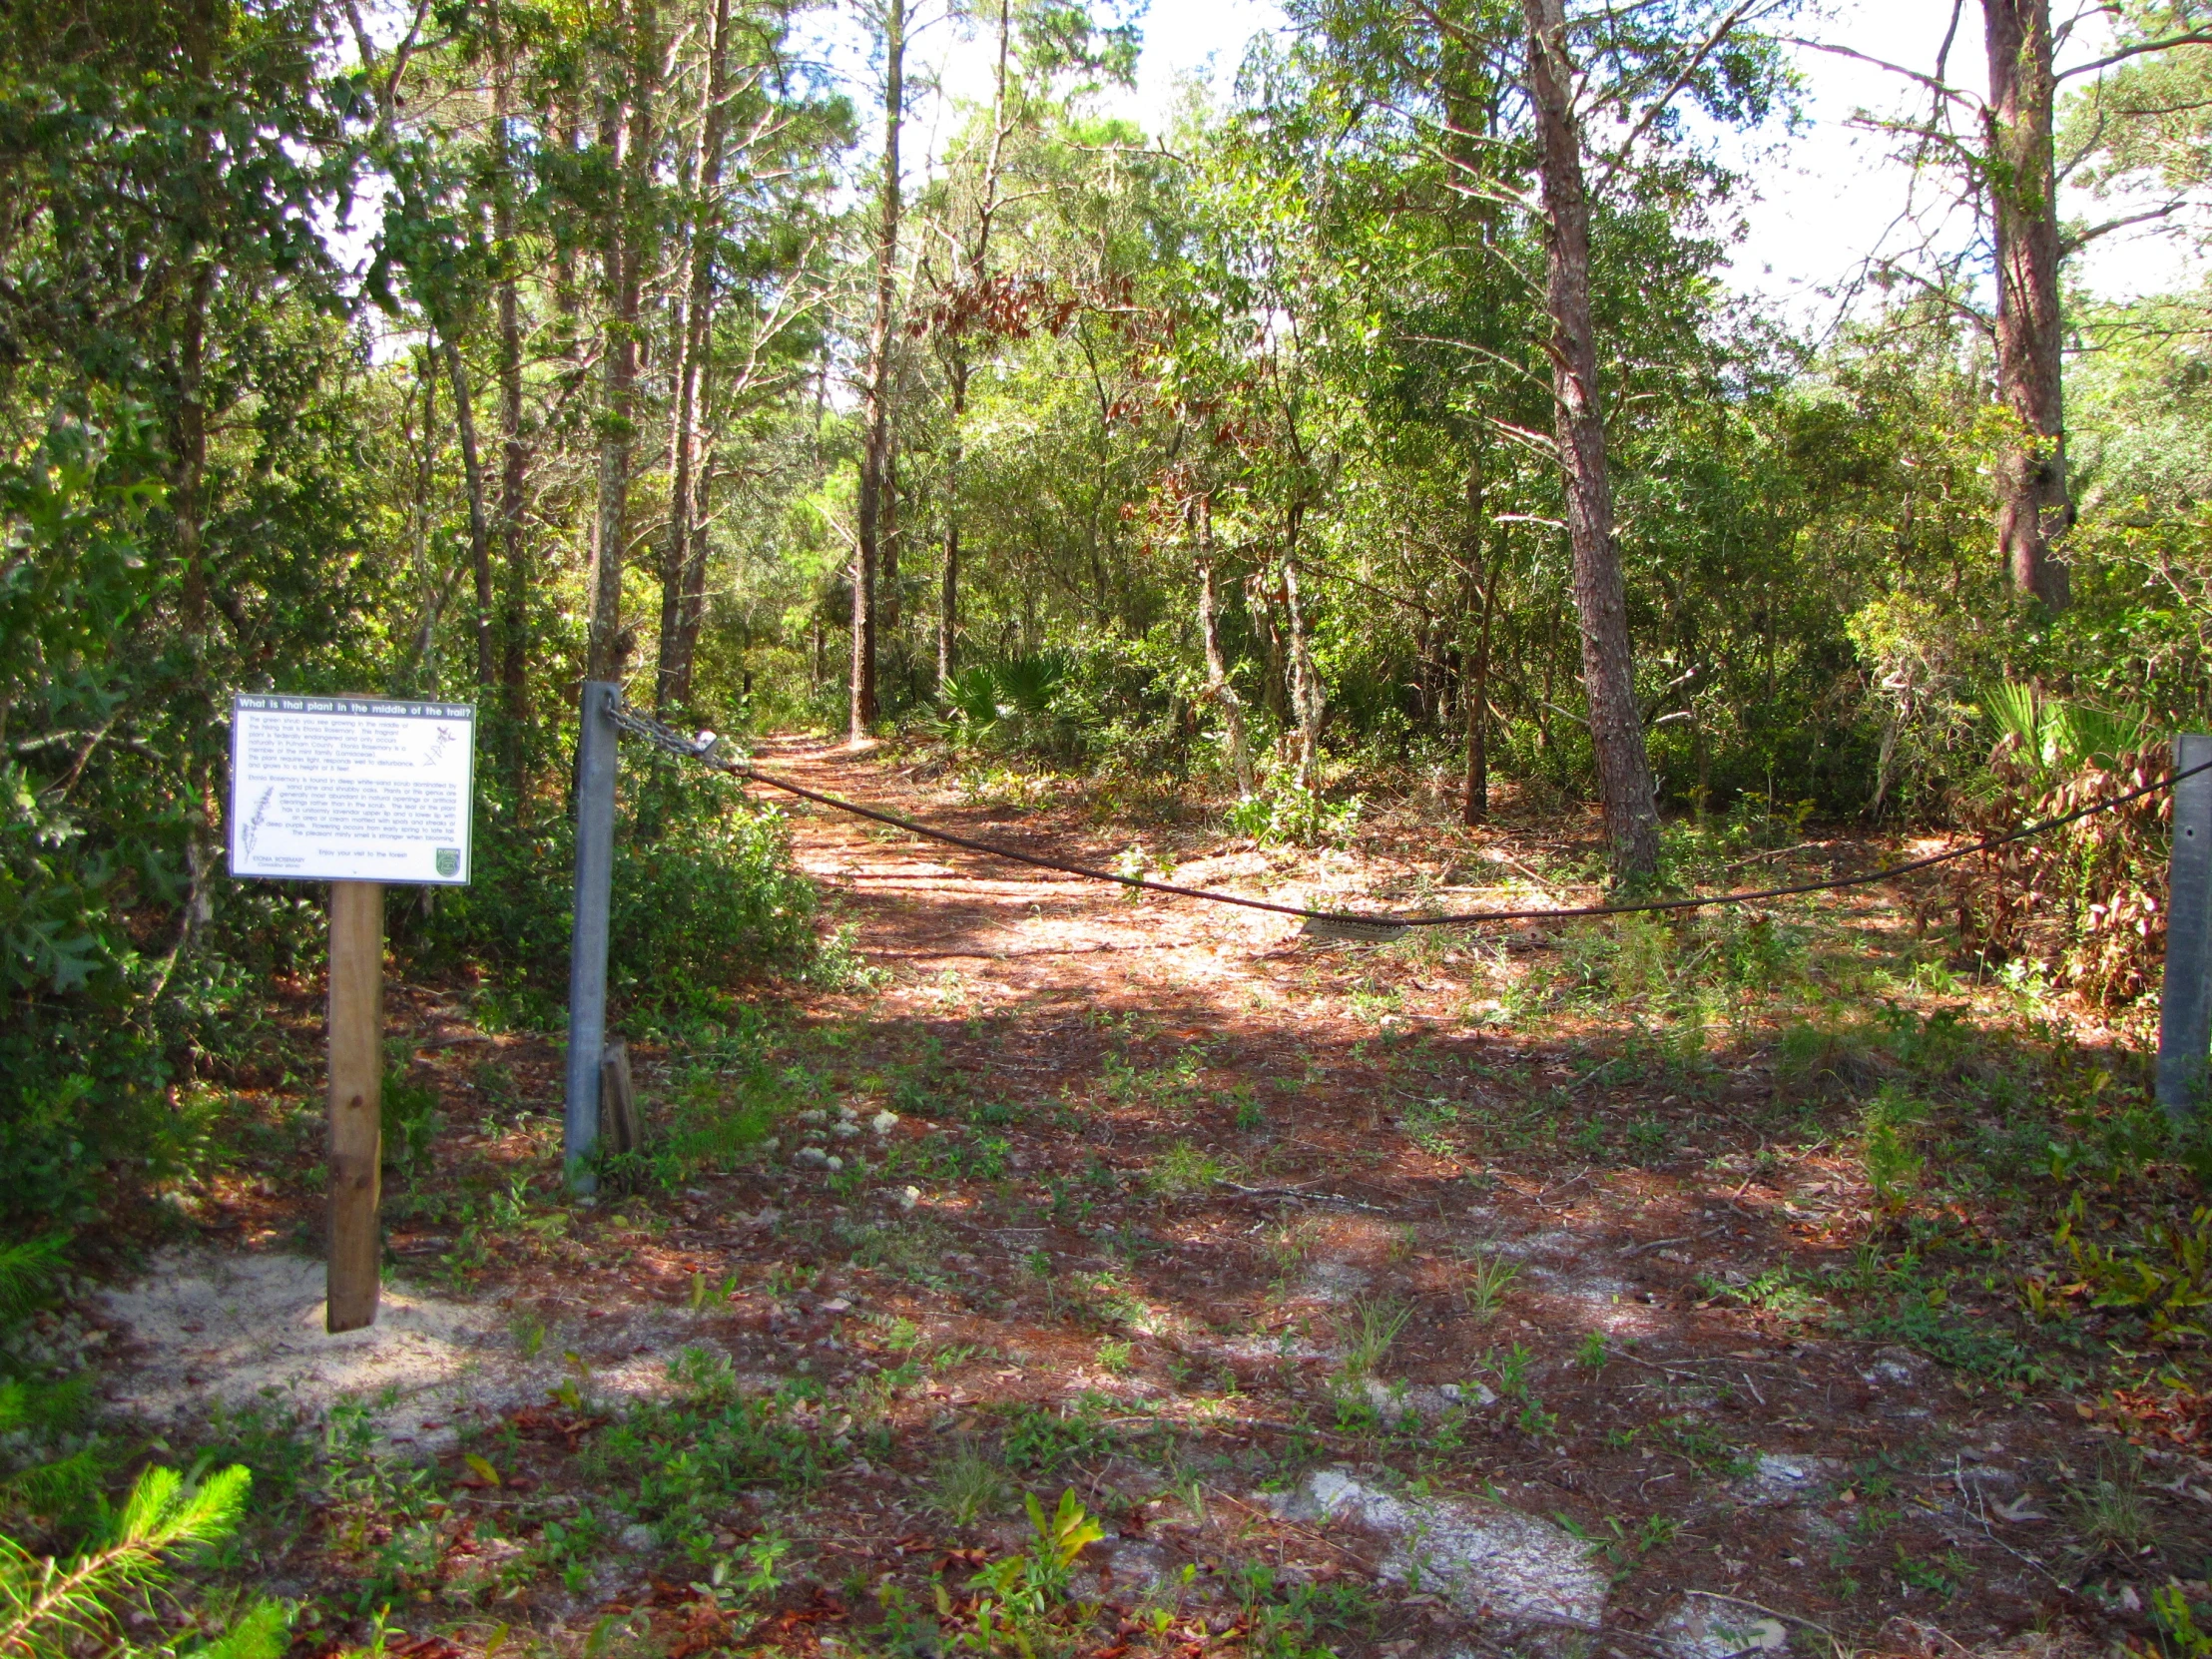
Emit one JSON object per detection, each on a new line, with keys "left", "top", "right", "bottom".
{"left": 4, "top": 0, "right": 2212, "bottom": 1224}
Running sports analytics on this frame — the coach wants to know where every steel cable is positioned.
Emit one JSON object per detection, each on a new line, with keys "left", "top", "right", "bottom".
{"left": 604, "top": 698, "right": 2208, "bottom": 936}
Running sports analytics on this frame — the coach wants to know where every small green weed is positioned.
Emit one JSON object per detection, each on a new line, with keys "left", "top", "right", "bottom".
{"left": 1863, "top": 1086, "right": 1926, "bottom": 1211}
{"left": 2055, "top": 1196, "right": 2212, "bottom": 1341}
{"left": 381, "top": 1071, "right": 440, "bottom": 1180}
{"left": 1458, "top": 1248, "right": 1519, "bottom": 1320}
{"left": 2154, "top": 1581, "right": 2212, "bottom": 1658}
{"left": 1339, "top": 1297, "right": 1410, "bottom": 1380}
{"left": 1894, "top": 1544, "right": 1965, "bottom": 1598}
{"left": 999, "top": 1395, "right": 1123, "bottom": 1474}
{"left": 940, "top": 1488, "right": 1105, "bottom": 1655}
{"left": 1146, "top": 1140, "right": 1221, "bottom": 1197}
{"left": 929, "top": 1443, "right": 1013, "bottom": 1526}
{"left": 2066, "top": 1447, "right": 2156, "bottom": 1556}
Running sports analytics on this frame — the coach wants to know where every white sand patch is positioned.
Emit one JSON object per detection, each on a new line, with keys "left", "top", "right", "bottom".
{"left": 1264, "top": 1466, "right": 1608, "bottom": 1640}
{"left": 1298, "top": 1260, "right": 1371, "bottom": 1302}
{"left": 1651, "top": 1597, "right": 1787, "bottom": 1658}
{"left": 99, "top": 1249, "right": 707, "bottom": 1448}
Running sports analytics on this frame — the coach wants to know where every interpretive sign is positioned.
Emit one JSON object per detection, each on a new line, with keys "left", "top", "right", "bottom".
{"left": 227, "top": 693, "right": 476, "bottom": 1334}
{"left": 229, "top": 695, "right": 475, "bottom": 885}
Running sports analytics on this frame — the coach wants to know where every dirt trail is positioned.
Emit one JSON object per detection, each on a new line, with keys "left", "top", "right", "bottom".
{"left": 763, "top": 735, "right": 1315, "bottom": 984}
{"left": 731, "top": 742, "right": 2090, "bottom": 1643}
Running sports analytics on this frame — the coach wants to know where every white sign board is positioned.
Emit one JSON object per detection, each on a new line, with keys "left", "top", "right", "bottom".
{"left": 229, "top": 695, "right": 475, "bottom": 884}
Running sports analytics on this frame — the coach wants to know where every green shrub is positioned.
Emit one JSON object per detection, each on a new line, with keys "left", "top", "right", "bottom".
{"left": 1223, "top": 780, "right": 1363, "bottom": 847}
{"left": 420, "top": 757, "right": 819, "bottom": 1018}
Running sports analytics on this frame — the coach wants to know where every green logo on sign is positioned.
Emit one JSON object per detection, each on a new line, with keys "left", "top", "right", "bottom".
{"left": 435, "top": 847, "right": 461, "bottom": 876}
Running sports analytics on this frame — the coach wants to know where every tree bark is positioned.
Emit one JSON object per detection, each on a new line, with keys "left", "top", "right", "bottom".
{"left": 1196, "top": 497, "right": 1256, "bottom": 798}
{"left": 441, "top": 335, "right": 496, "bottom": 690}
{"left": 1281, "top": 510, "right": 1324, "bottom": 793}
{"left": 493, "top": 11, "right": 531, "bottom": 758}
{"left": 881, "top": 430, "right": 901, "bottom": 633}
{"left": 938, "top": 357, "right": 964, "bottom": 688}
{"left": 588, "top": 0, "right": 658, "bottom": 685}
{"left": 1521, "top": 0, "right": 1660, "bottom": 881}
{"left": 1460, "top": 466, "right": 1493, "bottom": 827}
{"left": 1249, "top": 570, "right": 1288, "bottom": 731}
{"left": 409, "top": 353, "right": 439, "bottom": 675}
{"left": 936, "top": 0, "right": 1015, "bottom": 691}
{"left": 174, "top": 262, "right": 214, "bottom": 644}
{"left": 657, "top": 0, "right": 733, "bottom": 714}
{"left": 1982, "top": 0, "right": 2071, "bottom": 612}
{"left": 852, "top": 0, "right": 904, "bottom": 741}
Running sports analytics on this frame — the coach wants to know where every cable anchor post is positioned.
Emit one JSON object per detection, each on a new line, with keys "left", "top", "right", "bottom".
{"left": 2159, "top": 734, "right": 2212, "bottom": 1121}
{"left": 564, "top": 681, "right": 621, "bottom": 1192}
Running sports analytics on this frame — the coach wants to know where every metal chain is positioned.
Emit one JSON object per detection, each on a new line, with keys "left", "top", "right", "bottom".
{"left": 603, "top": 699, "right": 739, "bottom": 768}
{"left": 602, "top": 695, "right": 2208, "bottom": 935}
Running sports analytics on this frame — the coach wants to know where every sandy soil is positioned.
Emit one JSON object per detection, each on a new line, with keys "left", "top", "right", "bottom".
{"left": 89, "top": 738, "right": 2207, "bottom": 1656}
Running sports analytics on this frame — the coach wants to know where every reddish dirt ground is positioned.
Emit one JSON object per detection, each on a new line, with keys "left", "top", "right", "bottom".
{"left": 111, "top": 738, "right": 2212, "bottom": 1659}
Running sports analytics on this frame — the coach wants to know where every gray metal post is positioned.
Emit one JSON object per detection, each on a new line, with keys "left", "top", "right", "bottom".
{"left": 565, "top": 681, "right": 619, "bottom": 1190}
{"left": 2158, "top": 733, "right": 2212, "bottom": 1119}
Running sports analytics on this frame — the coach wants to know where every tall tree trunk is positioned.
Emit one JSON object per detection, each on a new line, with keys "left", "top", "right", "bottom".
{"left": 408, "top": 354, "right": 440, "bottom": 677}
{"left": 1249, "top": 571, "right": 1288, "bottom": 730}
{"left": 1460, "top": 466, "right": 1493, "bottom": 827}
{"left": 588, "top": 0, "right": 658, "bottom": 685}
{"left": 657, "top": 0, "right": 733, "bottom": 714}
{"left": 441, "top": 335, "right": 496, "bottom": 690}
{"left": 553, "top": 95, "right": 582, "bottom": 353}
{"left": 1982, "top": 0, "right": 2071, "bottom": 612}
{"left": 174, "top": 262, "right": 215, "bottom": 645}
{"left": 1463, "top": 574, "right": 1495, "bottom": 826}
{"left": 936, "top": 0, "right": 1015, "bottom": 691}
{"left": 1196, "top": 498, "right": 1256, "bottom": 798}
{"left": 852, "top": 0, "right": 904, "bottom": 741}
{"left": 1281, "top": 510, "right": 1324, "bottom": 792}
{"left": 880, "top": 431, "right": 901, "bottom": 633}
{"left": 939, "top": 354, "right": 964, "bottom": 689}
{"left": 1522, "top": 0, "right": 1660, "bottom": 881}
{"left": 493, "top": 14, "right": 531, "bottom": 760}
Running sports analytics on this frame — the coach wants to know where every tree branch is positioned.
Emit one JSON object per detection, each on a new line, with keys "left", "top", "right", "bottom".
{"left": 1593, "top": 0, "right": 1765, "bottom": 194}
{"left": 1787, "top": 37, "right": 1981, "bottom": 112}
{"left": 2059, "top": 30, "right": 2212, "bottom": 83}
{"left": 2063, "top": 199, "right": 2186, "bottom": 255}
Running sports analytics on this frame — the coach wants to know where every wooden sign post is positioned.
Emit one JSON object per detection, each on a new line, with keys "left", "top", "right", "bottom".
{"left": 326, "top": 880, "right": 385, "bottom": 1331}
{"left": 229, "top": 695, "right": 476, "bottom": 1332}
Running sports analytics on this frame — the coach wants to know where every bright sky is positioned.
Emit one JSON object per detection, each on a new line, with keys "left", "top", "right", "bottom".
{"left": 898, "top": 0, "right": 2203, "bottom": 333}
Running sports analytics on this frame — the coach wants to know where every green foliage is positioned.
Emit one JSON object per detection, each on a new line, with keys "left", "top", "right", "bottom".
{"left": 2154, "top": 1580, "right": 2212, "bottom": 1659}
{"left": 1222, "top": 781, "right": 1364, "bottom": 847}
{"left": 935, "top": 1488, "right": 1104, "bottom": 1658}
{"left": 1457, "top": 1248, "right": 1519, "bottom": 1322}
{"left": 934, "top": 654, "right": 1076, "bottom": 759}
{"left": 422, "top": 761, "right": 819, "bottom": 1020}
{"left": 997, "top": 1396, "right": 1123, "bottom": 1475}
{"left": 929, "top": 1444, "right": 1013, "bottom": 1526}
{"left": 1861, "top": 1088, "right": 1926, "bottom": 1213}
{"left": 2056, "top": 1197, "right": 2212, "bottom": 1341}
{"left": 0, "top": 1464, "right": 283, "bottom": 1659}
{"left": 1984, "top": 682, "right": 2146, "bottom": 777}
{"left": 1143, "top": 1140, "right": 1220, "bottom": 1197}
{"left": 0, "top": 1235, "right": 104, "bottom": 1521}
{"left": 577, "top": 1357, "right": 852, "bottom": 1556}
{"left": 0, "top": 1240, "right": 64, "bottom": 1330}
{"left": 1338, "top": 1297, "right": 1410, "bottom": 1380}
{"left": 1834, "top": 1254, "right": 2049, "bottom": 1383}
